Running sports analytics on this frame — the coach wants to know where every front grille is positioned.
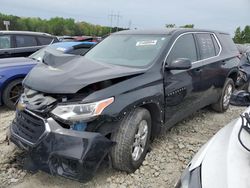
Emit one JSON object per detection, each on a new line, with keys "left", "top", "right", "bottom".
{"left": 12, "top": 110, "right": 45, "bottom": 144}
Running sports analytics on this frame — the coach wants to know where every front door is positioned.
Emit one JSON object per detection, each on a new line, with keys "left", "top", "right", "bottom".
{"left": 163, "top": 33, "right": 204, "bottom": 128}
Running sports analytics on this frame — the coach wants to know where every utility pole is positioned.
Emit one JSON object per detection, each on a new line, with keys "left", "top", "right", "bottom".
{"left": 115, "top": 12, "right": 122, "bottom": 32}
{"left": 109, "top": 12, "right": 115, "bottom": 34}
{"left": 128, "top": 20, "right": 132, "bottom": 30}
{"left": 108, "top": 12, "right": 122, "bottom": 33}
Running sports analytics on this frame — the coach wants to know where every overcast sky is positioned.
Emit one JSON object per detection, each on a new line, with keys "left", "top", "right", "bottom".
{"left": 1, "top": 0, "right": 249, "bottom": 35}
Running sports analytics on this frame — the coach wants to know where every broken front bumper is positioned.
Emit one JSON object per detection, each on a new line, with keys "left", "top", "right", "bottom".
{"left": 9, "top": 110, "right": 114, "bottom": 182}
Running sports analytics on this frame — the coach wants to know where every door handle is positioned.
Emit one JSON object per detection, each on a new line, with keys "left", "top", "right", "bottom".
{"left": 195, "top": 68, "right": 202, "bottom": 72}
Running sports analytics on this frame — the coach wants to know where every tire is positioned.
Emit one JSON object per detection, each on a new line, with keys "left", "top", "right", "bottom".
{"left": 2, "top": 79, "right": 23, "bottom": 110}
{"left": 111, "top": 107, "right": 151, "bottom": 173}
{"left": 211, "top": 78, "right": 234, "bottom": 113}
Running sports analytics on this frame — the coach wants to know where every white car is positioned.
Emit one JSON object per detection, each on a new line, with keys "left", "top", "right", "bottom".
{"left": 176, "top": 106, "right": 250, "bottom": 188}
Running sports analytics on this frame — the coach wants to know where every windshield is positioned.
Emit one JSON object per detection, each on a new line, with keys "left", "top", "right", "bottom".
{"left": 85, "top": 34, "right": 170, "bottom": 67}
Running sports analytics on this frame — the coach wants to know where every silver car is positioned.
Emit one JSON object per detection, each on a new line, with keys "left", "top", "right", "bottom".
{"left": 176, "top": 107, "right": 250, "bottom": 188}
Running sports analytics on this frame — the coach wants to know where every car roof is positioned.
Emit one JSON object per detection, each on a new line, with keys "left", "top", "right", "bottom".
{"left": 114, "top": 28, "right": 229, "bottom": 35}
{"left": 0, "top": 30, "right": 55, "bottom": 37}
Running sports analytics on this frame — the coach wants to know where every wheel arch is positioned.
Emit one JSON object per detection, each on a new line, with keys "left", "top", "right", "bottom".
{"left": 227, "top": 68, "right": 238, "bottom": 84}
{"left": 139, "top": 102, "right": 163, "bottom": 139}
{"left": 0, "top": 74, "right": 25, "bottom": 103}
{"left": 97, "top": 101, "right": 164, "bottom": 140}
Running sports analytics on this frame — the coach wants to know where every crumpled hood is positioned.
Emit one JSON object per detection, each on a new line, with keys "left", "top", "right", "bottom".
{"left": 23, "top": 53, "right": 147, "bottom": 94}
{"left": 195, "top": 107, "right": 250, "bottom": 188}
{"left": 0, "top": 57, "right": 36, "bottom": 69}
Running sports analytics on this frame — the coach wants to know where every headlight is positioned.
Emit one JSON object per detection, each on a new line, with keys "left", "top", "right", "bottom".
{"left": 175, "top": 166, "right": 202, "bottom": 188}
{"left": 51, "top": 97, "right": 114, "bottom": 121}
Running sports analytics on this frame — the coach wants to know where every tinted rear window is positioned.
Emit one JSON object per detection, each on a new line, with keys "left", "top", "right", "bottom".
{"left": 196, "top": 33, "right": 216, "bottom": 59}
{"left": 16, "top": 35, "right": 37, "bottom": 47}
{"left": 0, "top": 35, "right": 11, "bottom": 49}
{"left": 37, "top": 36, "right": 53, "bottom": 45}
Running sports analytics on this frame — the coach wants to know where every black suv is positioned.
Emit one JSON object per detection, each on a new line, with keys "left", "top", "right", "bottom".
{"left": 0, "top": 31, "right": 59, "bottom": 58}
{"left": 9, "top": 29, "right": 239, "bottom": 181}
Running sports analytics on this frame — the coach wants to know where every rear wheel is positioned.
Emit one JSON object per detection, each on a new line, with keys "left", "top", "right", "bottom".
{"left": 211, "top": 78, "right": 234, "bottom": 112}
{"left": 111, "top": 107, "right": 151, "bottom": 172}
{"left": 2, "top": 79, "right": 23, "bottom": 110}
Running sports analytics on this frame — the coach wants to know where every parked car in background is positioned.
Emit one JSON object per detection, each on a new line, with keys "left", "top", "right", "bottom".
{"left": 0, "top": 41, "right": 96, "bottom": 109}
{"left": 175, "top": 103, "right": 250, "bottom": 188}
{"left": 0, "top": 31, "right": 59, "bottom": 58}
{"left": 236, "top": 43, "right": 250, "bottom": 56}
{"left": 58, "top": 35, "right": 102, "bottom": 42}
{"left": 10, "top": 29, "right": 239, "bottom": 182}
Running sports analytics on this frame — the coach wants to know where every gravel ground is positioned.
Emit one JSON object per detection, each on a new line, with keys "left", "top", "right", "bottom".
{"left": 0, "top": 105, "right": 246, "bottom": 188}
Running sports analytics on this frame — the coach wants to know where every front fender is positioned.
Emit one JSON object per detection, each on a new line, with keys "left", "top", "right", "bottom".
{"left": 82, "top": 71, "right": 165, "bottom": 121}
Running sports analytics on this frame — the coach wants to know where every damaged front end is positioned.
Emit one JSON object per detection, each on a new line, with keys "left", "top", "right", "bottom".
{"left": 236, "top": 68, "right": 249, "bottom": 90}
{"left": 9, "top": 88, "right": 115, "bottom": 182}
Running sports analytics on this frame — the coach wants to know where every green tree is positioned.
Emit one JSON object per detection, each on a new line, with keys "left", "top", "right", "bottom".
{"left": 233, "top": 26, "right": 250, "bottom": 44}
{"left": 0, "top": 12, "right": 120, "bottom": 36}
{"left": 165, "top": 24, "right": 176, "bottom": 28}
{"left": 165, "top": 24, "right": 194, "bottom": 29}
{"left": 243, "top": 25, "right": 250, "bottom": 43}
{"left": 180, "top": 24, "right": 194, "bottom": 28}
{"left": 233, "top": 27, "right": 243, "bottom": 43}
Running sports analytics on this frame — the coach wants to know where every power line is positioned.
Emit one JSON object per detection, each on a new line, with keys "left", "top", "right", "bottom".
{"left": 108, "top": 12, "right": 114, "bottom": 33}
{"left": 108, "top": 12, "right": 122, "bottom": 33}
{"left": 115, "top": 12, "right": 122, "bottom": 32}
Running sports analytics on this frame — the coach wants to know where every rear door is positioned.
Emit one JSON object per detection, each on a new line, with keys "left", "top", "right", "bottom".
{"left": 194, "top": 33, "right": 223, "bottom": 104}
{"left": 13, "top": 35, "right": 40, "bottom": 57}
{"left": 164, "top": 33, "right": 204, "bottom": 127}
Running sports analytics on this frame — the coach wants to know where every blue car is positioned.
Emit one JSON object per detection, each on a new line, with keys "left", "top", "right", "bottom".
{"left": 0, "top": 41, "right": 96, "bottom": 109}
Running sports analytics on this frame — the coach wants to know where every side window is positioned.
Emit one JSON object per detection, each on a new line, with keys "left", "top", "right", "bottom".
{"left": 0, "top": 35, "right": 11, "bottom": 49}
{"left": 37, "top": 36, "right": 53, "bottom": 45}
{"left": 168, "top": 34, "right": 197, "bottom": 63}
{"left": 211, "top": 34, "right": 220, "bottom": 55}
{"left": 196, "top": 34, "right": 216, "bottom": 59}
{"left": 16, "top": 35, "right": 37, "bottom": 47}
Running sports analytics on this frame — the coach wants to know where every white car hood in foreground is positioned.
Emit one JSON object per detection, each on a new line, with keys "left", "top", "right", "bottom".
{"left": 191, "top": 107, "right": 250, "bottom": 188}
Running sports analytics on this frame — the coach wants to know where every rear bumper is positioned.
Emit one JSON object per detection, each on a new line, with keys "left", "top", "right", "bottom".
{"left": 9, "top": 110, "right": 114, "bottom": 182}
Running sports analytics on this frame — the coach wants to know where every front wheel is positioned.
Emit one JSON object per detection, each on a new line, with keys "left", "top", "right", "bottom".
{"left": 111, "top": 107, "right": 151, "bottom": 173}
{"left": 211, "top": 78, "right": 234, "bottom": 112}
{"left": 2, "top": 79, "right": 23, "bottom": 110}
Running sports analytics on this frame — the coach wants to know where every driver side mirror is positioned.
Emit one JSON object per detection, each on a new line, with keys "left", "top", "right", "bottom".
{"left": 166, "top": 58, "right": 192, "bottom": 70}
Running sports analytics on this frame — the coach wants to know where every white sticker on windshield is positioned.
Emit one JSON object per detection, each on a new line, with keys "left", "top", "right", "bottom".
{"left": 136, "top": 40, "right": 157, "bottom": 46}
{"left": 56, "top": 47, "right": 67, "bottom": 52}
